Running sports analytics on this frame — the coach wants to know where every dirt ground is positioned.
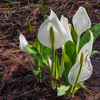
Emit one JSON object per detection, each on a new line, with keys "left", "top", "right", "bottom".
{"left": 0, "top": 0, "right": 100, "bottom": 100}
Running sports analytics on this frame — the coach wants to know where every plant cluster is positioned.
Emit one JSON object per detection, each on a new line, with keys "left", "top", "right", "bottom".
{"left": 19, "top": 6, "right": 100, "bottom": 97}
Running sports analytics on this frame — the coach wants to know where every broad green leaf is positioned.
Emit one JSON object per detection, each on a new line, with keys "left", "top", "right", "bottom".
{"left": 33, "top": 70, "right": 42, "bottom": 75}
{"left": 26, "top": 44, "right": 50, "bottom": 73}
{"left": 90, "top": 50, "right": 100, "bottom": 57}
{"left": 34, "top": 37, "right": 51, "bottom": 61}
{"left": 33, "top": 42, "right": 41, "bottom": 66}
{"left": 26, "top": 44, "right": 38, "bottom": 54}
{"left": 26, "top": 45, "right": 43, "bottom": 63}
{"left": 69, "top": 24, "right": 77, "bottom": 45}
{"left": 34, "top": 38, "right": 43, "bottom": 67}
{"left": 64, "top": 62, "right": 73, "bottom": 86}
{"left": 63, "top": 48, "right": 72, "bottom": 64}
{"left": 57, "top": 85, "right": 70, "bottom": 96}
{"left": 62, "top": 46, "right": 73, "bottom": 85}
{"left": 34, "top": 42, "right": 40, "bottom": 51}
{"left": 34, "top": 37, "right": 51, "bottom": 70}
{"left": 42, "top": 47, "right": 51, "bottom": 61}
{"left": 80, "top": 23, "right": 100, "bottom": 49}
{"left": 64, "top": 41, "right": 76, "bottom": 64}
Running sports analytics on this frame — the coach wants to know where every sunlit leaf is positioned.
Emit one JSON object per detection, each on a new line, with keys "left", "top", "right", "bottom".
{"left": 57, "top": 85, "right": 70, "bottom": 96}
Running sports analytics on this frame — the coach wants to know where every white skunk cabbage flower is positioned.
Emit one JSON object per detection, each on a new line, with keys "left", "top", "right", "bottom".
{"left": 77, "top": 31, "right": 94, "bottom": 61}
{"left": 60, "top": 15, "right": 73, "bottom": 42}
{"left": 38, "top": 10, "right": 67, "bottom": 49}
{"left": 19, "top": 33, "right": 28, "bottom": 52}
{"left": 68, "top": 31, "right": 94, "bottom": 86}
{"left": 72, "top": 6, "right": 91, "bottom": 36}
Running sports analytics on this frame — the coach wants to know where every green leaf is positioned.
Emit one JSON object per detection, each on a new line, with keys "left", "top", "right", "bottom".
{"left": 26, "top": 45, "right": 43, "bottom": 62}
{"left": 26, "top": 44, "right": 38, "bottom": 54}
{"left": 57, "top": 85, "right": 70, "bottom": 96}
{"left": 33, "top": 42, "right": 41, "bottom": 66}
{"left": 70, "top": 24, "right": 77, "bottom": 45}
{"left": 34, "top": 42, "right": 40, "bottom": 51}
{"left": 80, "top": 23, "right": 100, "bottom": 49}
{"left": 62, "top": 46, "right": 73, "bottom": 85}
{"left": 34, "top": 37, "right": 51, "bottom": 61}
{"left": 90, "top": 50, "right": 100, "bottom": 57}
{"left": 64, "top": 41, "right": 76, "bottom": 64}
{"left": 64, "top": 62, "right": 73, "bottom": 86}
{"left": 33, "top": 70, "right": 42, "bottom": 75}
{"left": 63, "top": 51, "right": 72, "bottom": 64}
{"left": 25, "top": 17, "right": 33, "bottom": 35}
{"left": 26, "top": 44, "right": 50, "bottom": 73}
{"left": 42, "top": 47, "right": 51, "bottom": 61}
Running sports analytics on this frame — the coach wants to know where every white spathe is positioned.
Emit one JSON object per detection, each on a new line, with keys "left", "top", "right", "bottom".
{"left": 72, "top": 6, "right": 91, "bottom": 35}
{"left": 77, "top": 30, "right": 94, "bottom": 61}
{"left": 68, "top": 31, "right": 94, "bottom": 86}
{"left": 60, "top": 15, "right": 73, "bottom": 42}
{"left": 38, "top": 10, "right": 67, "bottom": 49}
{"left": 19, "top": 33, "right": 28, "bottom": 52}
{"left": 68, "top": 55, "right": 93, "bottom": 86}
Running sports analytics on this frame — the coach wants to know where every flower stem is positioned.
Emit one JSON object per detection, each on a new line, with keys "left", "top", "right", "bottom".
{"left": 51, "top": 44, "right": 55, "bottom": 78}
{"left": 71, "top": 64, "right": 83, "bottom": 97}
{"left": 26, "top": 52, "right": 39, "bottom": 83}
{"left": 37, "top": 61, "right": 42, "bottom": 82}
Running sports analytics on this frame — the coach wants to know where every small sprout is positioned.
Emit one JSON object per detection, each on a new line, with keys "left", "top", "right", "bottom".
{"left": 25, "top": 17, "right": 33, "bottom": 35}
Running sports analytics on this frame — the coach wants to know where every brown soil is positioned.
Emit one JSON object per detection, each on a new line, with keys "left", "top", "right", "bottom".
{"left": 0, "top": 0, "right": 100, "bottom": 100}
